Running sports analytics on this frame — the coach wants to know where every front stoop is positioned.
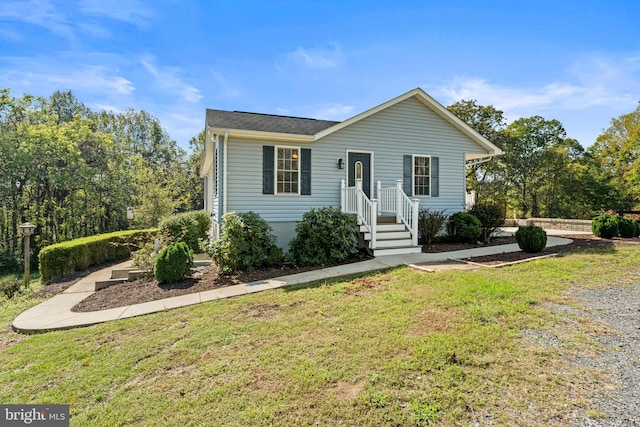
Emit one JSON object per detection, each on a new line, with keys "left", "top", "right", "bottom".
{"left": 360, "top": 218, "right": 422, "bottom": 257}
{"left": 95, "top": 259, "right": 213, "bottom": 290}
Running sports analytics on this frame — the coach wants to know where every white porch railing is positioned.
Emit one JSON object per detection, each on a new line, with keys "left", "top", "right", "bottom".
{"left": 341, "top": 179, "right": 377, "bottom": 248}
{"left": 342, "top": 179, "right": 420, "bottom": 247}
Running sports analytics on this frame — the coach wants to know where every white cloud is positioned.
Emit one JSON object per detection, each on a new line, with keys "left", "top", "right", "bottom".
{"left": 434, "top": 54, "right": 640, "bottom": 116}
{"left": 0, "top": 0, "right": 74, "bottom": 39}
{"left": 312, "top": 103, "right": 355, "bottom": 120}
{"left": 141, "top": 57, "right": 202, "bottom": 103}
{"left": 79, "top": 0, "right": 152, "bottom": 27}
{"left": 285, "top": 45, "right": 342, "bottom": 70}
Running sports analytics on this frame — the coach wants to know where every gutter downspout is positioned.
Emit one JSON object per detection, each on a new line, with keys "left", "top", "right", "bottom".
{"left": 223, "top": 131, "right": 229, "bottom": 215}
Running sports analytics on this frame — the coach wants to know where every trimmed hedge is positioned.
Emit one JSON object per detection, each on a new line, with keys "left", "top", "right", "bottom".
{"left": 159, "top": 210, "right": 211, "bottom": 253}
{"left": 39, "top": 229, "right": 157, "bottom": 283}
{"left": 446, "top": 212, "right": 482, "bottom": 243}
{"left": 591, "top": 213, "right": 619, "bottom": 239}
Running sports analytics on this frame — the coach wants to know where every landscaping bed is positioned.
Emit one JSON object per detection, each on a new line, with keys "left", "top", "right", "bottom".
{"left": 59, "top": 235, "right": 632, "bottom": 313}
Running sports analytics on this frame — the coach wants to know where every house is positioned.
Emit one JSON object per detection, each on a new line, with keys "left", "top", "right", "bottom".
{"left": 200, "top": 88, "right": 502, "bottom": 256}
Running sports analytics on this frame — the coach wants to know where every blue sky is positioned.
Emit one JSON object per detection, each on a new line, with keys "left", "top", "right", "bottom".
{"left": 2, "top": 1, "right": 639, "bottom": 151}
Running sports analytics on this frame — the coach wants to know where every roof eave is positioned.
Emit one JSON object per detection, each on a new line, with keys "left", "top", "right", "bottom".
{"left": 208, "top": 127, "right": 314, "bottom": 143}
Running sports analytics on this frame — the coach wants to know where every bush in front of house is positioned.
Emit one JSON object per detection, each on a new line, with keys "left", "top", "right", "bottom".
{"left": 159, "top": 210, "right": 211, "bottom": 253}
{"left": 446, "top": 212, "right": 482, "bottom": 243}
{"left": 287, "top": 207, "right": 359, "bottom": 266}
{"left": 417, "top": 208, "right": 448, "bottom": 245}
{"left": 208, "top": 211, "right": 283, "bottom": 274}
{"left": 154, "top": 242, "right": 193, "bottom": 284}
{"left": 469, "top": 202, "right": 506, "bottom": 243}
{"left": 618, "top": 217, "right": 637, "bottom": 238}
{"left": 39, "top": 229, "right": 158, "bottom": 283}
{"left": 515, "top": 225, "right": 547, "bottom": 253}
{"left": 591, "top": 213, "right": 619, "bottom": 239}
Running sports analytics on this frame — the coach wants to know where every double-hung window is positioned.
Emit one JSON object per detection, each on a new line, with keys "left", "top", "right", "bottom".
{"left": 413, "top": 155, "right": 431, "bottom": 196}
{"left": 276, "top": 147, "right": 300, "bottom": 194}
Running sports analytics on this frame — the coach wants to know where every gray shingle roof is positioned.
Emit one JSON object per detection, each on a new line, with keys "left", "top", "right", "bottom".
{"left": 206, "top": 109, "right": 339, "bottom": 135}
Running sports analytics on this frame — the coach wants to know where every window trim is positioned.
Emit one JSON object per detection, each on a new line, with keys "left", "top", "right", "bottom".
{"left": 412, "top": 154, "right": 431, "bottom": 197}
{"left": 275, "top": 145, "right": 301, "bottom": 195}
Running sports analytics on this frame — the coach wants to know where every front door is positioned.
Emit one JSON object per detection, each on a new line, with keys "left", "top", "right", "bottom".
{"left": 347, "top": 152, "right": 372, "bottom": 198}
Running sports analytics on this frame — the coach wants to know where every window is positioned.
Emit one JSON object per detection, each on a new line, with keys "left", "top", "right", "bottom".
{"left": 276, "top": 147, "right": 299, "bottom": 194}
{"left": 413, "top": 155, "right": 430, "bottom": 196}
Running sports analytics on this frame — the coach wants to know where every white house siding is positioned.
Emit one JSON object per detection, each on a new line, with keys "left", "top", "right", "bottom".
{"left": 221, "top": 97, "right": 491, "bottom": 247}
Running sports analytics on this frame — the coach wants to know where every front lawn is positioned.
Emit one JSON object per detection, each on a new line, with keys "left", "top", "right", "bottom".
{"left": 1, "top": 246, "right": 637, "bottom": 426}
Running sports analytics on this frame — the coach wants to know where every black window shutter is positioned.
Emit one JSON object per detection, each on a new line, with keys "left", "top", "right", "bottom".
{"left": 263, "top": 145, "right": 274, "bottom": 195}
{"left": 403, "top": 155, "right": 412, "bottom": 196}
{"left": 431, "top": 156, "right": 439, "bottom": 197}
{"left": 301, "top": 148, "right": 311, "bottom": 195}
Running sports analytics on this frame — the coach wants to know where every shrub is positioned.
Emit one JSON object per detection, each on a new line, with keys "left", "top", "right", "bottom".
{"left": 446, "top": 212, "right": 482, "bottom": 243}
{"left": 287, "top": 207, "right": 359, "bottom": 267}
{"left": 635, "top": 220, "right": 640, "bottom": 237}
{"left": 208, "top": 211, "right": 283, "bottom": 274}
{"left": 159, "top": 210, "right": 211, "bottom": 253}
{"left": 469, "top": 202, "right": 506, "bottom": 243}
{"left": 515, "top": 226, "right": 547, "bottom": 253}
{"left": 1, "top": 277, "right": 21, "bottom": 299}
{"left": 38, "top": 229, "right": 157, "bottom": 283}
{"left": 618, "top": 217, "right": 637, "bottom": 238}
{"left": 131, "top": 240, "right": 158, "bottom": 277}
{"left": 417, "top": 208, "right": 448, "bottom": 245}
{"left": 154, "top": 242, "right": 193, "bottom": 284}
{"left": 591, "top": 213, "right": 619, "bottom": 239}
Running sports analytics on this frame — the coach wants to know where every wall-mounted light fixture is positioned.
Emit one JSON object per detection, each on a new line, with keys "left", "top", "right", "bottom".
{"left": 337, "top": 158, "right": 344, "bottom": 169}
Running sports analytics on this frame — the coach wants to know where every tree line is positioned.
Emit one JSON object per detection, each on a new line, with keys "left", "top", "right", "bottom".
{"left": 0, "top": 89, "right": 203, "bottom": 267}
{"left": 2, "top": 88, "right": 639, "bottom": 270}
{"left": 448, "top": 100, "right": 640, "bottom": 219}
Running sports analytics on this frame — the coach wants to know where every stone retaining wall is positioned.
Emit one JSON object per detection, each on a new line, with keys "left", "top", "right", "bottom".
{"left": 504, "top": 218, "right": 592, "bottom": 233}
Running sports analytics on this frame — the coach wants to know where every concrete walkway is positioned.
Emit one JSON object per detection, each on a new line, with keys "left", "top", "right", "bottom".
{"left": 12, "top": 233, "right": 578, "bottom": 333}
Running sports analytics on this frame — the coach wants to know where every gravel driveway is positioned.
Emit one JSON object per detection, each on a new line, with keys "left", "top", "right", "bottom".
{"left": 566, "top": 284, "right": 640, "bottom": 426}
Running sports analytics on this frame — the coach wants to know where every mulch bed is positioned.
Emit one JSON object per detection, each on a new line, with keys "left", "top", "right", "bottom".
{"left": 53, "top": 235, "right": 638, "bottom": 313}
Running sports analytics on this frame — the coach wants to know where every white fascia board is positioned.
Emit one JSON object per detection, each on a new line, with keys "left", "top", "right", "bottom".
{"left": 199, "top": 129, "right": 214, "bottom": 177}
{"left": 208, "top": 127, "right": 314, "bottom": 143}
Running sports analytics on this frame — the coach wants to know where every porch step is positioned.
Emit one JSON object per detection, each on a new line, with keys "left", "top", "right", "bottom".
{"left": 95, "top": 278, "right": 128, "bottom": 291}
{"left": 360, "top": 223, "right": 405, "bottom": 233}
{"left": 375, "top": 237, "right": 414, "bottom": 248}
{"left": 372, "top": 246, "right": 423, "bottom": 256}
{"left": 364, "top": 231, "right": 410, "bottom": 240}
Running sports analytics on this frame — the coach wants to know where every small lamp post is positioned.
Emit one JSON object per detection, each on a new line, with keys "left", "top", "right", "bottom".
{"left": 18, "top": 222, "right": 36, "bottom": 288}
{"left": 127, "top": 207, "right": 134, "bottom": 229}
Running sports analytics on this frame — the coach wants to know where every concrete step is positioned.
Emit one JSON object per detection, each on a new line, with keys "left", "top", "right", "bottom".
{"left": 372, "top": 246, "right": 423, "bottom": 256}
{"left": 374, "top": 238, "right": 414, "bottom": 248}
{"left": 95, "top": 278, "right": 127, "bottom": 291}
{"left": 194, "top": 259, "right": 212, "bottom": 267}
{"left": 111, "top": 268, "right": 137, "bottom": 279}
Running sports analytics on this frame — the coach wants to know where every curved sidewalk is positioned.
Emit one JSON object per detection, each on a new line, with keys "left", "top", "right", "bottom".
{"left": 13, "top": 236, "right": 574, "bottom": 334}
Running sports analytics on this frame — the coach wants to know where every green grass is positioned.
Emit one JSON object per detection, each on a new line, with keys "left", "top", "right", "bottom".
{"left": 2, "top": 246, "right": 639, "bottom": 426}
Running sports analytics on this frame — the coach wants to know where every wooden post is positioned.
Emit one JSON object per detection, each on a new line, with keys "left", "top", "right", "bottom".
{"left": 411, "top": 198, "right": 420, "bottom": 246}
{"left": 376, "top": 181, "right": 382, "bottom": 215}
{"left": 396, "top": 180, "right": 403, "bottom": 224}
{"left": 356, "top": 179, "right": 363, "bottom": 224}
{"left": 371, "top": 199, "right": 378, "bottom": 249}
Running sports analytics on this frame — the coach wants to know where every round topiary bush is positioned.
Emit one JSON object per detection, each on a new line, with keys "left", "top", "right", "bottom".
{"left": 515, "top": 226, "right": 547, "bottom": 253}
{"left": 287, "top": 207, "right": 358, "bottom": 267}
{"left": 446, "top": 212, "right": 482, "bottom": 243}
{"left": 591, "top": 213, "right": 619, "bottom": 239}
{"left": 154, "top": 242, "right": 193, "bottom": 284}
{"left": 618, "top": 217, "right": 637, "bottom": 238}
{"left": 208, "top": 211, "right": 283, "bottom": 274}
